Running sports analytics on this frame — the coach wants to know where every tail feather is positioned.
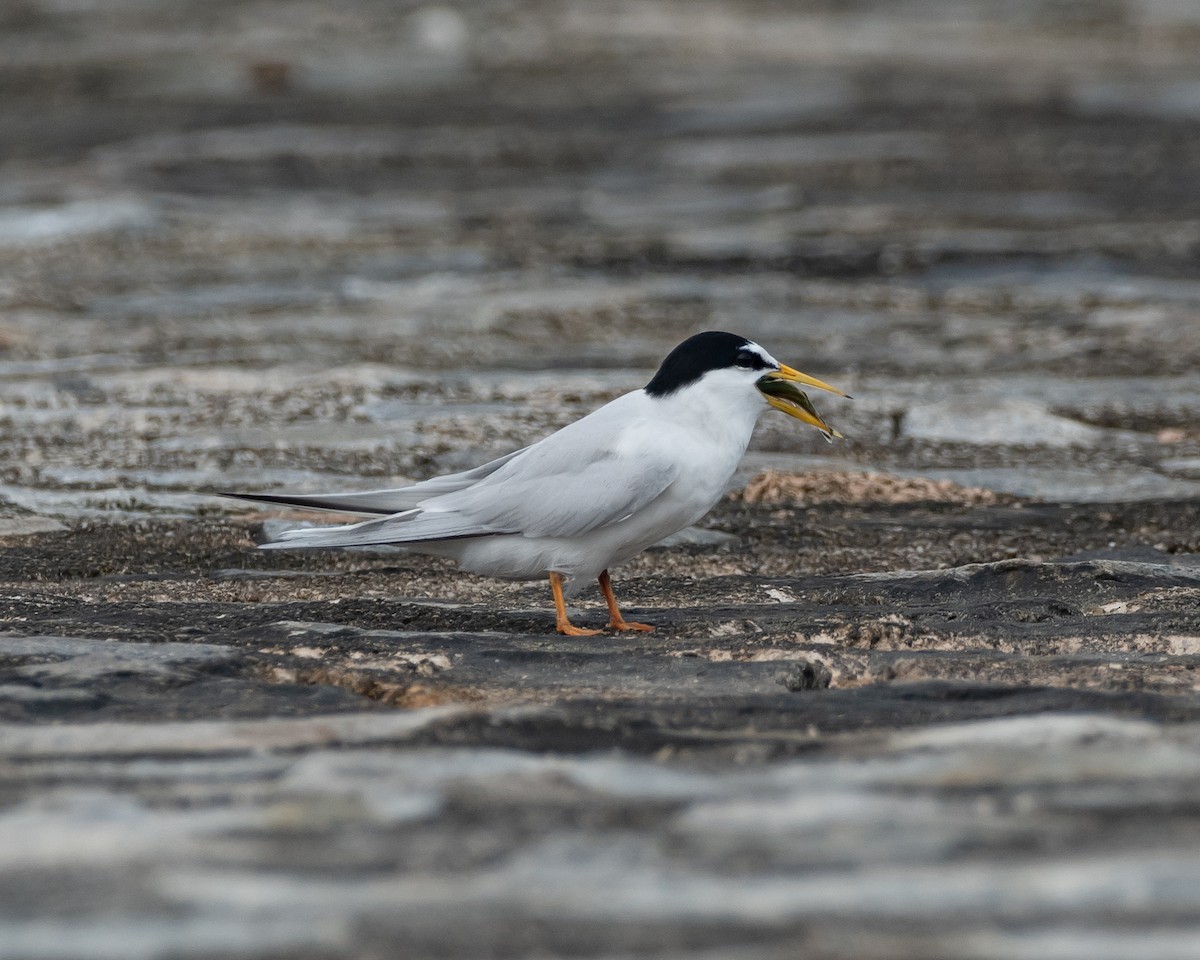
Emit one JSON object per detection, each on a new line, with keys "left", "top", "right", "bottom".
{"left": 221, "top": 489, "right": 411, "bottom": 516}
{"left": 257, "top": 508, "right": 504, "bottom": 549}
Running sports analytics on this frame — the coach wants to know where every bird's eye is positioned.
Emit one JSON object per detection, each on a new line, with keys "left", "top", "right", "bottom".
{"left": 735, "top": 352, "right": 758, "bottom": 369}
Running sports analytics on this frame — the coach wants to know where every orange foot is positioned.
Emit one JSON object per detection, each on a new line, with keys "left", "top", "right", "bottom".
{"left": 598, "top": 570, "right": 654, "bottom": 634}
{"left": 558, "top": 623, "right": 603, "bottom": 637}
{"left": 608, "top": 619, "right": 655, "bottom": 633}
{"left": 549, "top": 571, "right": 603, "bottom": 636}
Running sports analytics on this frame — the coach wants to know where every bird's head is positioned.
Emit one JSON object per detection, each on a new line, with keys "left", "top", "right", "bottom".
{"left": 644, "top": 331, "right": 850, "bottom": 441}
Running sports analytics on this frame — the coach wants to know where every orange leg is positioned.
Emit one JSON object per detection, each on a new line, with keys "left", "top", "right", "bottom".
{"left": 549, "top": 571, "right": 601, "bottom": 636}
{"left": 598, "top": 570, "right": 654, "bottom": 632}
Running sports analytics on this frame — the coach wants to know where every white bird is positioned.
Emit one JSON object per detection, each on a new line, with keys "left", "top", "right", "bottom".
{"left": 224, "top": 331, "right": 849, "bottom": 635}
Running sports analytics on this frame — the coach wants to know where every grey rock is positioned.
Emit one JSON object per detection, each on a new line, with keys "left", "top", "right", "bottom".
{"left": 0, "top": 516, "right": 67, "bottom": 536}
{"left": 902, "top": 397, "right": 1117, "bottom": 447}
{"left": 0, "top": 684, "right": 105, "bottom": 715}
{"left": 1161, "top": 456, "right": 1200, "bottom": 479}
{"left": 910, "top": 466, "right": 1200, "bottom": 502}
{"left": 777, "top": 658, "right": 832, "bottom": 692}
{"left": 3, "top": 637, "right": 241, "bottom": 697}
{"left": 0, "top": 199, "right": 158, "bottom": 247}
{"left": 0, "top": 633, "right": 373, "bottom": 724}
{"left": 0, "top": 708, "right": 467, "bottom": 760}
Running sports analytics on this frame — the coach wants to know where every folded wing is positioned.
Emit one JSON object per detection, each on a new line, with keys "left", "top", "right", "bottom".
{"left": 253, "top": 407, "right": 680, "bottom": 549}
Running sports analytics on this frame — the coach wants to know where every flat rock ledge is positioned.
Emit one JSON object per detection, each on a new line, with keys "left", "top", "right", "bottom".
{"left": 4, "top": 508, "right": 1200, "bottom": 959}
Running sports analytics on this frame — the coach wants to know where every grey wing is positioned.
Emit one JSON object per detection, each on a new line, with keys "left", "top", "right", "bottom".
{"left": 426, "top": 440, "right": 680, "bottom": 539}
{"left": 260, "top": 439, "right": 679, "bottom": 548}
{"left": 221, "top": 448, "right": 525, "bottom": 515}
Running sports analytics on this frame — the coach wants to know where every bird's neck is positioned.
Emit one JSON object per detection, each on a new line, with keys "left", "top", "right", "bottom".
{"left": 642, "top": 385, "right": 762, "bottom": 452}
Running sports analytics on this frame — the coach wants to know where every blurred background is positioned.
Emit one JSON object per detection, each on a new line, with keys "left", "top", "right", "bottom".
{"left": 1, "top": 0, "right": 1199, "bottom": 521}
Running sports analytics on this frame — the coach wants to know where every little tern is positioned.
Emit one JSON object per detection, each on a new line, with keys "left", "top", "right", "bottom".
{"left": 224, "top": 331, "right": 849, "bottom": 635}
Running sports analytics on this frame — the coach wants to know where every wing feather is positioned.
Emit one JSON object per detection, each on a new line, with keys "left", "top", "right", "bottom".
{"left": 423, "top": 396, "right": 680, "bottom": 538}
{"left": 432, "top": 453, "right": 676, "bottom": 538}
{"left": 221, "top": 449, "right": 525, "bottom": 515}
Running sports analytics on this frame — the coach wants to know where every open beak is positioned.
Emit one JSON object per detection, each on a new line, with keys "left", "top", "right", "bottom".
{"left": 756, "top": 364, "right": 851, "bottom": 442}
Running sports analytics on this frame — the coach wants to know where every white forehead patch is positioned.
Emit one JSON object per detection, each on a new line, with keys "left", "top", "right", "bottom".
{"left": 743, "top": 341, "right": 778, "bottom": 368}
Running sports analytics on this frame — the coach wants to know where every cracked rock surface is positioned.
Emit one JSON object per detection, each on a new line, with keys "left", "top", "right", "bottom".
{"left": 3, "top": 1, "right": 1200, "bottom": 958}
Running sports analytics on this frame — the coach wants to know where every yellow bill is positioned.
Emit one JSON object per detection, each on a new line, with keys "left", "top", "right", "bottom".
{"left": 766, "top": 364, "right": 852, "bottom": 398}
{"left": 756, "top": 365, "right": 850, "bottom": 441}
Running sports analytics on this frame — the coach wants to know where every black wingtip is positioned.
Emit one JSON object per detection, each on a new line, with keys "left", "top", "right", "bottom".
{"left": 217, "top": 491, "right": 305, "bottom": 507}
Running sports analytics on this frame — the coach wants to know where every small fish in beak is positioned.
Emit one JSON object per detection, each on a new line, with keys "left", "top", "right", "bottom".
{"left": 756, "top": 365, "right": 850, "bottom": 441}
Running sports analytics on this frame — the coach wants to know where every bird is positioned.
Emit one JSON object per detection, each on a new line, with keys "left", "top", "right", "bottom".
{"left": 223, "top": 331, "right": 849, "bottom": 635}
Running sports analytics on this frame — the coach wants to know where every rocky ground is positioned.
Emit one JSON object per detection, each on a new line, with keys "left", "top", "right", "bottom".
{"left": 3, "top": 0, "right": 1200, "bottom": 957}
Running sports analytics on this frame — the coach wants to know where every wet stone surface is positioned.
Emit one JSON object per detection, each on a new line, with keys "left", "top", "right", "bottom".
{"left": 4, "top": 0, "right": 1200, "bottom": 957}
